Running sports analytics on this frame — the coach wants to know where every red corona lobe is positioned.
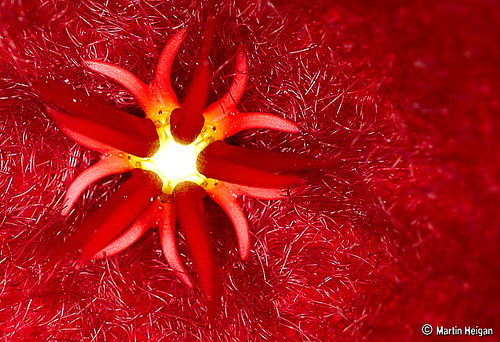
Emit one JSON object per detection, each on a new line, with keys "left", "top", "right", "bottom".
{"left": 75, "top": 170, "right": 163, "bottom": 269}
{"left": 170, "top": 16, "right": 217, "bottom": 145}
{"left": 61, "top": 152, "right": 134, "bottom": 216}
{"left": 32, "top": 79, "right": 160, "bottom": 158}
{"left": 47, "top": 169, "right": 163, "bottom": 270}
{"left": 156, "top": 198, "right": 194, "bottom": 288}
{"left": 83, "top": 27, "right": 187, "bottom": 117}
{"left": 197, "top": 141, "right": 308, "bottom": 188}
{"left": 201, "top": 140, "right": 333, "bottom": 172}
{"left": 173, "top": 181, "right": 222, "bottom": 319}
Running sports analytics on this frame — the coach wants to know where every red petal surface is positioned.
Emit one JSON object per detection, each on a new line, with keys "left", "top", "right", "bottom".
{"left": 84, "top": 60, "right": 160, "bottom": 116}
{"left": 172, "top": 181, "right": 222, "bottom": 319}
{"left": 170, "top": 17, "right": 216, "bottom": 145}
{"left": 158, "top": 198, "right": 194, "bottom": 288}
{"left": 201, "top": 140, "right": 334, "bottom": 172}
{"left": 47, "top": 108, "right": 116, "bottom": 153}
{"left": 226, "top": 183, "right": 285, "bottom": 200}
{"left": 92, "top": 199, "right": 160, "bottom": 260}
{"left": 33, "top": 79, "right": 160, "bottom": 157}
{"left": 214, "top": 112, "right": 300, "bottom": 139}
{"left": 207, "top": 183, "right": 250, "bottom": 260}
{"left": 204, "top": 46, "right": 248, "bottom": 123}
{"left": 154, "top": 28, "right": 187, "bottom": 109}
{"left": 198, "top": 152, "right": 305, "bottom": 188}
{"left": 46, "top": 170, "right": 162, "bottom": 271}
{"left": 3, "top": 2, "right": 496, "bottom": 340}
{"left": 62, "top": 153, "right": 133, "bottom": 216}
{"left": 75, "top": 169, "right": 163, "bottom": 269}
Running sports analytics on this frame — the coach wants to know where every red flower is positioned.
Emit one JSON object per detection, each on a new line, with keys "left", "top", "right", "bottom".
{"left": 33, "top": 18, "right": 327, "bottom": 319}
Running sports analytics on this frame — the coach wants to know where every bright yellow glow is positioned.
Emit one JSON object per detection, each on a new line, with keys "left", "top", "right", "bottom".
{"left": 152, "top": 139, "right": 198, "bottom": 180}
{"left": 132, "top": 124, "right": 215, "bottom": 193}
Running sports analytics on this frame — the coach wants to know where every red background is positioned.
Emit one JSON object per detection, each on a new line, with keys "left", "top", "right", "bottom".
{"left": 1, "top": 0, "right": 498, "bottom": 340}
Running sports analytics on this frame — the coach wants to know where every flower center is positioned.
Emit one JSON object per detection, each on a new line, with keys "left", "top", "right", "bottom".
{"left": 130, "top": 118, "right": 216, "bottom": 193}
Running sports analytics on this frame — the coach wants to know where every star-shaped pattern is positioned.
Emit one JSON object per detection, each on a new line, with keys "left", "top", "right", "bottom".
{"left": 34, "top": 18, "right": 327, "bottom": 318}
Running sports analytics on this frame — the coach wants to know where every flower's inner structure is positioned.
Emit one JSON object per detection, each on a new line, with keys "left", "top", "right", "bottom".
{"left": 34, "top": 18, "right": 330, "bottom": 318}
{"left": 132, "top": 123, "right": 215, "bottom": 193}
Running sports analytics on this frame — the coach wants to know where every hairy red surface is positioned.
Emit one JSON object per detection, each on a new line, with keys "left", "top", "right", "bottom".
{"left": 0, "top": 0, "right": 498, "bottom": 341}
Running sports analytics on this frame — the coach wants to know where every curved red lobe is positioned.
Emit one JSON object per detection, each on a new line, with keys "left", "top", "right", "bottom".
{"left": 33, "top": 79, "right": 159, "bottom": 158}
{"left": 46, "top": 169, "right": 163, "bottom": 271}
{"left": 203, "top": 141, "right": 335, "bottom": 172}
{"left": 197, "top": 141, "right": 311, "bottom": 188}
{"left": 172, "top": 181, "right": 222, "bottom": 320}
{"left": 170, "top": 16, "right": 217, "bottom": 145}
